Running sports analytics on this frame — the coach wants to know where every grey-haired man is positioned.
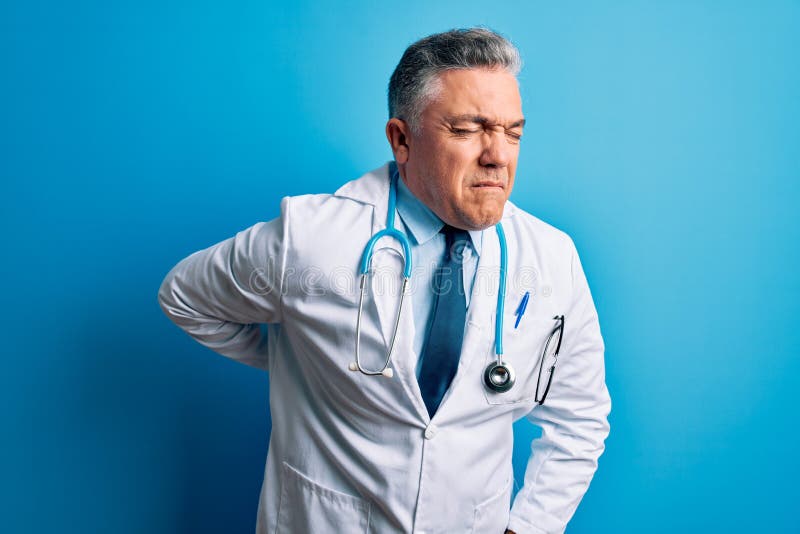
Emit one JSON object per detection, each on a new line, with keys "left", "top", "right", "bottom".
{"left": 159, "top": 28, "right": 611, "bottom": 534}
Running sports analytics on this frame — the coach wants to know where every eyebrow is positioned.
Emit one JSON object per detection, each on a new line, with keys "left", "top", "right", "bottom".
{"left": 446, "top": 114, "right": 526, "bottom": 129}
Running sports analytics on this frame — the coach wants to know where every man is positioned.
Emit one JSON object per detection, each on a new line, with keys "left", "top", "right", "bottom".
{"left": 158, "top": 28, "right": 611, "bottom": 534}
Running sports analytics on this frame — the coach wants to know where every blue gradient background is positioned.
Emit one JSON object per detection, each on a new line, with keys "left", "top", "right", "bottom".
{"left": 2, "top": 1, "right": 799, "bottom": 532}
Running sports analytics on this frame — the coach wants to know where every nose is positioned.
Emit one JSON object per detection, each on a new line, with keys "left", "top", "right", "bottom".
{"left": 478, "top": 130, "right": 513, "bottom": 169}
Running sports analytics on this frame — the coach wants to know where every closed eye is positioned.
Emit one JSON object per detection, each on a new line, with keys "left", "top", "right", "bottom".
{"left": 450, "top": 125, "right": 523, "bottom": 143}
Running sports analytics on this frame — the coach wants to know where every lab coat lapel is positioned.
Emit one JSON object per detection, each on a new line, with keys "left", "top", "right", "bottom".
{"left": 442, "top": 212, "right": 514, "bottom": 412}
{"left": 338, "top": 163, "right": 417, "bottom": 361}
{"left": 370, "top": 190, "right": 423, "bottom": 413}
{"left": 368, "top": 221, "right": 415, "bottom": 357}
{"left": 335, "top": 163, "right": 399, "bottom": 354}
{"left": 341, "top": 164, "right": 425, "bottom": 418}
{"left": 465, "top": 206, "right": 515, "bottom": 358}
{"left": 444, "top": 224, "right": 501, "bottom": 399}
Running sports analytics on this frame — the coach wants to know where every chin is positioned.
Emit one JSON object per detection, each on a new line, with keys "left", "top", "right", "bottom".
{"left": 461, "top": 211, "right": 504, "bottom": 231}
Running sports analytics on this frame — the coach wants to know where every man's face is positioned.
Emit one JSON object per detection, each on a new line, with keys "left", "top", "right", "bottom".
{"left": 393, "top": 68, "right": 524, "bottom": 230}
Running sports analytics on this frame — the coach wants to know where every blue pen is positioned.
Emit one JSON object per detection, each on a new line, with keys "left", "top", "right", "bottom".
{"left": 514, "top": 291, "right": 530, "bottom": 329}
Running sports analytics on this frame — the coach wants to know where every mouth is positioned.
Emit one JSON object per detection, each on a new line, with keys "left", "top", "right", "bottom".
{"left": 471, "top": 181, "right": 506, "bottom": 190}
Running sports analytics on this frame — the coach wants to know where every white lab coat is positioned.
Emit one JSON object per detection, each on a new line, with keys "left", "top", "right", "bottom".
{"left": 158, "top": 163, "right": 611, "bottom": 534}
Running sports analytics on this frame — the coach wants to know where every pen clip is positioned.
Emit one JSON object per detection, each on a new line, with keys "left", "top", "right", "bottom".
{"left": 514, "top": 291, "right": 530, "bottom": 329}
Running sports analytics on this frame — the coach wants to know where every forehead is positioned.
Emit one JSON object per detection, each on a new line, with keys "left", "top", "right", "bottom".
{"left": 427, "top": 68, "right": 522, "bottom": 121}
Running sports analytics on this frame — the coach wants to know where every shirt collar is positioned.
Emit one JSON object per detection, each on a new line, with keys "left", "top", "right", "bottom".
{"left": 395, "top": 170, "right": 483, "bottom": 257}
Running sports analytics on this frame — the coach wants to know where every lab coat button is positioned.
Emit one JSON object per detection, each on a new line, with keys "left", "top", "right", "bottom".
{"left": 424, "top": 424, "right": 437, "bottom": 440}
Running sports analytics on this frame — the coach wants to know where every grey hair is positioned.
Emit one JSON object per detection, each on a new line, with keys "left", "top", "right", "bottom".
{"left": 388, "top": 28, "right": 522, "bottom": 132}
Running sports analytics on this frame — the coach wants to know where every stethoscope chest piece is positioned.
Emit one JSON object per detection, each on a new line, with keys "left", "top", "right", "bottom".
{"left": 483, "top": 360, "right": 515, "bottom": 393}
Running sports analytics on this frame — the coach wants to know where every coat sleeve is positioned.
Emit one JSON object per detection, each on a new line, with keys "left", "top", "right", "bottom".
{"left": 507, "top": 238, "right": 611, "bottom": 534}
{"left": 157, "top": 197, "right": 291, "bottom": 371}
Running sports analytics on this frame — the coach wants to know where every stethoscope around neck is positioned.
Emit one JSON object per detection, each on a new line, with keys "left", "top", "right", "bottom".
{"left": 348, "top": 164, "right": 515, "bottom": 393}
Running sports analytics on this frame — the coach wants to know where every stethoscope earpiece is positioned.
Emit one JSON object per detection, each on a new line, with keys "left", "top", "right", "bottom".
{"left": 349, "top": 360, "right": 394, "bottom": 378}
{"left": 483, "top": 360, "right": 516, "bottom": 393}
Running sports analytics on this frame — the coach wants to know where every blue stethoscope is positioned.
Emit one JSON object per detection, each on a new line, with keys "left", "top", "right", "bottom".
{"left": 347, "top": 165, "right": 516, "bottom": 393}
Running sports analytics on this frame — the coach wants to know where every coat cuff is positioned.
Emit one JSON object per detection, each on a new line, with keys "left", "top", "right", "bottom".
{"left": 507, "top": 514, "right": 561, "bottom": 534}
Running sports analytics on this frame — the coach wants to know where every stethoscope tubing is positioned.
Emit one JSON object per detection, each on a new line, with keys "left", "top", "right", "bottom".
{"left": 351, "top": 163, "right": 512, "bottom": 393}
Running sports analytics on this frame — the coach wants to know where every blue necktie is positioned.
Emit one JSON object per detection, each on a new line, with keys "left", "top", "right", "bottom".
{"left": 418, "top": 225, "right": 470, "bottom": 418}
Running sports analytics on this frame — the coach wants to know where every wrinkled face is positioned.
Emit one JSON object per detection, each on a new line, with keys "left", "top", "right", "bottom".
{"left": 396, "top": 68, "right": 524, "bottom": 230}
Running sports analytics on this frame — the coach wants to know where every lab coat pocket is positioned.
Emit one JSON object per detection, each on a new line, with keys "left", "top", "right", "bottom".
{"left": 276, "top": 462, "right": 371, "bottom": 534}
{"left": 471, "top": 474, "right": 513, "bottom": 533}
{"left": 482, "top": 316, "right": 560, "bottom": 405}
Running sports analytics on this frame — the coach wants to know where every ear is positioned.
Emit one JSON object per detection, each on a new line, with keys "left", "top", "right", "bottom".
{"left": 385, "top": 118, "right": 411, "bottom": 164}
